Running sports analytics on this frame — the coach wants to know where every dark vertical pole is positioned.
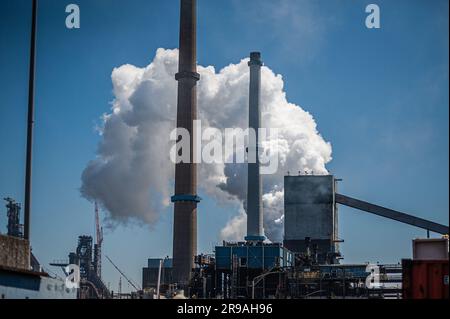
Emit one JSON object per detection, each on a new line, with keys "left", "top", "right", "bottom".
{"left": 24, "top": 0, "right": 38, "bottom": 241}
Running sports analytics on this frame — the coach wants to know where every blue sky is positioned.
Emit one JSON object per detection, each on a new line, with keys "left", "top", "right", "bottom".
{"left": 0, "top": 0, "right": 448, "bottom": 292}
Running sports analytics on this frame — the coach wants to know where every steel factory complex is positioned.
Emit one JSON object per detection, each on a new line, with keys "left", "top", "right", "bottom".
{"left": 0, "top": 0, "right": 448, "bottom": 300}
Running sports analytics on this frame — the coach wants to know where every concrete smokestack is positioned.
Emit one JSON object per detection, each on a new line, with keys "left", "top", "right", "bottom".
{"left": 171, "top": 0, "right": 200, "bottom": 286}
{"left": 245, "top": 52, "right": 265, "bottom": 242}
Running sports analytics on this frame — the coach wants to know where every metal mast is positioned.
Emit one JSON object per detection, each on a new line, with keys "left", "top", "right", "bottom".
{"left": 24, "top": 0, "right": 38, "bottom": 241}
{"left": 171, "top": 0, "right": 201, "bottom": 287}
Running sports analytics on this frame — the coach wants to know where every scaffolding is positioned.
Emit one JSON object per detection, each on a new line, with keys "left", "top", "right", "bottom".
{"left": 4, "top": 197, "right": 23, "bottom": 238}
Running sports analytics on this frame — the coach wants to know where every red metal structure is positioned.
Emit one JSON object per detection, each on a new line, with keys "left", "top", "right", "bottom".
{"left": 402, "top": 259, "right": 449, "bottom": 299}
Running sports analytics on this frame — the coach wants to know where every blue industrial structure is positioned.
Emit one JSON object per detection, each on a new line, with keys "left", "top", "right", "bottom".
{"left": 215, "top": 242, "right": 293, "bottom": 270}
{"left": 319, "top": 264, "right": 370, "bottom": 279}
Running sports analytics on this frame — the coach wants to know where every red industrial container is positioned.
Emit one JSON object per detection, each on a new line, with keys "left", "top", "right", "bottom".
{"left": 402, "top": 259, "right": 449, "bottom": 299}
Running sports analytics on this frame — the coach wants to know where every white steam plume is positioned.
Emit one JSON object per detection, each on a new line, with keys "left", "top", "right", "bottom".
{"left": 81, "top": 48, "right": 332, "bottom": 241}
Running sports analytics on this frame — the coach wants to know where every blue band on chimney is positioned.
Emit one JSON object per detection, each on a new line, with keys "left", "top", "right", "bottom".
{"left": 175, "top": 71, "right": 200, "bottom": 81}
{"left": 245, "top": 235, "right": 266, "bottom": 242}
{"left": 171, "top": 194, "right": 202, "bottom": 203}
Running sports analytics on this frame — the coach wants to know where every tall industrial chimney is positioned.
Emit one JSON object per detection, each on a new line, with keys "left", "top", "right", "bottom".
{"left": 171, "top": 0, "right": 200, "bottom": 286}
{"left": 245, "top": 52, "right": 265, "bottom": 242}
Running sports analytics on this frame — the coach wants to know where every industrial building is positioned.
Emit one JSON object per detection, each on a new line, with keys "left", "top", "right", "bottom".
{"left": 284, "top": 175, "right": 340, "bottom": 264}
{"left": 142, "top": 258, "right": 173, "bottom": 292}
{"left": 1, "top": 0, "right": 448, "bottom": 300}
{"left": 0, "top": 199, "right": 77, "bottom": 299}
{"left": 50, "top": 235, "right": 109, "bottom": 299}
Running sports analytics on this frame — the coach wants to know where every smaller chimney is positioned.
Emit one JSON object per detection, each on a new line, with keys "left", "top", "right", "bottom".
{"left": 245, "top": 52, "right": 265, "bottom": 242}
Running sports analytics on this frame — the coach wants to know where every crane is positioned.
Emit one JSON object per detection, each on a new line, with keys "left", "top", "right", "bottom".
{"left": 105, "top": 255, "right": 141, "bottom": 292}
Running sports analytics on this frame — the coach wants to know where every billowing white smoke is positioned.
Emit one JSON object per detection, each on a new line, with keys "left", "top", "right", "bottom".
{"left": 81, "top": 48, "right": 332, "bottom": 241}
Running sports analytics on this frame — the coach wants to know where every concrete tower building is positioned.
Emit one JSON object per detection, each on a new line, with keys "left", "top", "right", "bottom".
{"left": 245, "top": 52, "right": 265, "bottom": 242}
{"left": 171, "top": 0, "right": 201, "bottom": 286}
{"left": 283, "top": 175, "right": 340, "bottom": 264}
